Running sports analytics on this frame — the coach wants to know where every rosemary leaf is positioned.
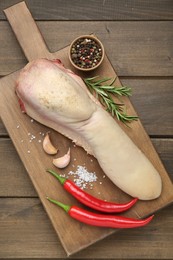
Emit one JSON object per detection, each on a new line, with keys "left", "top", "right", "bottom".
{"left": 83, "top": 76, "right": 138, "bottom": 125}
{"left": 110, "top": 77, "right": 117, "bottom": 86}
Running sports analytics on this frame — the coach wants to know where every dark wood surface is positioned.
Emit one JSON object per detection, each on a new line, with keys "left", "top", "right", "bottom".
{"left": 0, "top": 0, "right": 173, "bottom": 259}
{"left": 1, "top": 0, "right": 173, "bottom": 20}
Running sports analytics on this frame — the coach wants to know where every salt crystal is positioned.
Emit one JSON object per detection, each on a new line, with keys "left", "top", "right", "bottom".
{"left": 83, "top": 183, "right": 87, "bottom": 189}
{"left": 68, "top": 165, "right": 97, "bottom": 189}
{"left": 27, "top": 150, "right": 30, "bottom": 154}
{"left": 31, "top": 119, "right": 34, "bottom": 123}
{"left": 17, "top": 125, "right": 20, "bottom": 129}
{"left": 38, "top": 140, "right": 42, "bottom": 143}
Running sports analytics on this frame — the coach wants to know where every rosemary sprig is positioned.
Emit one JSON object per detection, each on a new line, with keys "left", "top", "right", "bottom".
{"left": 83, "top": 76, "right": 138, "bottom": 124}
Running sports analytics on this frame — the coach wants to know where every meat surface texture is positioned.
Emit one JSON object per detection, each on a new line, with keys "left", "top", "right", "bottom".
{"left": 16, "top": 58, "right": 162, "bottom": 200}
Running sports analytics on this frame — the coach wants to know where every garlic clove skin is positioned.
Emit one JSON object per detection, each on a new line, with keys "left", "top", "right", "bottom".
{"left": 53, "top": 148, "right": 70, "bottom": 169}
{"left": 43, "top": 133, "right": 58, "bottom": 155}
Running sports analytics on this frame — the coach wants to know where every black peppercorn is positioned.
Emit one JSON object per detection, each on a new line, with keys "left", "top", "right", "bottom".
{"left": 70, "top": 36, "right": 103, "bottom": 70}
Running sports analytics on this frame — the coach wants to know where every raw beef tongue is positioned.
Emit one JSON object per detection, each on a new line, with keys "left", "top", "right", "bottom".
{"left": 16, "top": 58, "right": 162, "bottom": 200}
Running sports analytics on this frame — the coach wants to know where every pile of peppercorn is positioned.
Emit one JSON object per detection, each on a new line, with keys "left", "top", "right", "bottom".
{"left": 70, "top": 37, "right": 103, "bottom": 70}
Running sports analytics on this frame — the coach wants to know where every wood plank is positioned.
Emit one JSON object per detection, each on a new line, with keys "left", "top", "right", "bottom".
{"left": 1, "top": 78, "right": 173, "bottom": 136}
{"left": 0, "top": 121, "right": 8, "bottom": 136}
{"left": 0, "top": 21, "right": 173, "bottom": 76}
{"left": 0, "top": 198, "right": 173, "bottom": 259}
{"left": 0, "top": 2, "right": 172, "bottom": 259}
{"left": 4, "top": 55, "right": 173, "bottom": 256}
{"left": 0, "top": 0, "right": 173, "bottom": 21}
{"left": 121, "top": 78, "right": 173, "bottom": 136}
{"left": 0, "top": 138, "right": 172, "bottom": 197}
{"left": 0, "top": 3, "right": 173, "bottom": 255}
{"left": 0, "top": 138, "right": 37, "bottom": 197}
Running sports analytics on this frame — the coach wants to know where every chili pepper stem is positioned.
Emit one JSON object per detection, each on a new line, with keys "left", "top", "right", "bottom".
{"left": 47, "top": 169, "right": 66, "bottom": 185}
{"left": 47, "top": 197, "right": 71, "bottom": 213}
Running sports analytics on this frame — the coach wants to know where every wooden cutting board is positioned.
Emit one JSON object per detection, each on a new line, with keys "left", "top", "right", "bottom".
{"left": 0, "top": 1, "right": 173, "bottom": 256}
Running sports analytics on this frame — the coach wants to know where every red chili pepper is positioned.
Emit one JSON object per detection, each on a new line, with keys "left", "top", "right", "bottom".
{"left": 47, "top": 197, "right": 154, "bottom": 229}
{"left": 47, "top": 169, "right": 137, "bottom": 213}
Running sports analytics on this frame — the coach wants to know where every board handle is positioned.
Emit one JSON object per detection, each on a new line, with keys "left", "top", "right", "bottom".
{"left": 4, "top": 1, "right": 52, "bottom": 61}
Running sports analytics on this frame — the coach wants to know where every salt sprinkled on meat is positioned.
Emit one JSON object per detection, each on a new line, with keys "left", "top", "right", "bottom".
{"left": 68, "top": 165, "right": 97, "bottom": 189}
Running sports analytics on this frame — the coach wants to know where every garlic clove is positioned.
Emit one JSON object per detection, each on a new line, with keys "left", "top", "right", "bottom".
{"left": 53, "top": 148, "right": 70, "bottom": 169}
{"left": 43, "top": 132, "right": 58, "bottom": 155}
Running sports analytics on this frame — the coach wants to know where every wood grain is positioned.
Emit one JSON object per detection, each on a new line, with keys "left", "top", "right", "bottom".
{"left": 0, "top": 21, "right": 173, "bottom": 76}
{"left": 2, "top": 51, "right": 173, "bottom": 255}
{"left": 0, "top": 1, "right": 173, "bottom": 259}
{"left": 0, "top": 0, "right": 173, "bottom": 21}
{"left": 4, "top": 2, "right": 50, "bottom": 61}
{"left": 0, "top": 198, "right": 173, "bottom": 259}
{"left": 122, "top": 79, "right": 173, "bottom": 136}
{"left": 0, "top": 138, "right": 172, "bottom": 198}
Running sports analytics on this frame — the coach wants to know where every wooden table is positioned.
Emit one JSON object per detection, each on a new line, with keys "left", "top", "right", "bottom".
{"left": 0, "top": 0, "right": 173, "bottom": 259}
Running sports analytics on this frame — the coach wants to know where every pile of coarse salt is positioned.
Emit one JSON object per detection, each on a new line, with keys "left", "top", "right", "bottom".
{"left": 68, "top": 165, "right": 98, "bottom": 190}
